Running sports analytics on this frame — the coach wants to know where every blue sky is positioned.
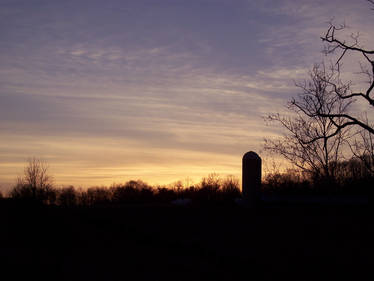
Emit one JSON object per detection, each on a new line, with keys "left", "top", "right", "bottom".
{"left": 1, "top": 0, "right": 373, "bottom": 191}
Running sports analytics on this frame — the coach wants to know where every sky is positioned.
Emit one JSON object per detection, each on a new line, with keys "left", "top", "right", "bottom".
{"left": 1, "top": 0, "right": 373, "bottom": 191}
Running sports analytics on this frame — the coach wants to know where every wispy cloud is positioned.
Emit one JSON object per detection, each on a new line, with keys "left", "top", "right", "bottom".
{"left": 1, "top": 0, "right": 372, "bottom": 190}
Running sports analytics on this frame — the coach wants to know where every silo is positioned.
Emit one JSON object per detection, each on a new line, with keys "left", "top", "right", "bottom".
{"left": 242, "top": 151, "right": 261, "bottom": 206}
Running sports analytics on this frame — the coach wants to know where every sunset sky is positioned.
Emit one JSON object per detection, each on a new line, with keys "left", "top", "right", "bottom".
{"left": 1, "top": 0, "right": 373, "bottom": 191}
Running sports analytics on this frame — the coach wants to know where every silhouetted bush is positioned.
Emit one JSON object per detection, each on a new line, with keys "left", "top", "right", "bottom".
{"left": 196, "top": 174, "right": 221, "bottom": 201}
{"left": 155, "top": 187, "right": 178, "bottom": 203}
{"left": 221, "top": 175, "right": 241, "bottom": 199}
{"left": 173, "top": 174, "right": 241, "bottom": 204}
{"left": 262, "top": 169, "right": 311, "bottom": 195}
{"left": 111, "top": 185, "right": 138, "bottom": 203}
{"left": 57, "top": 186, "right": 77, "bottom": 207}
{"left": 79, "top": 187, "right": 112, "bottom": 206}
{"left": 110, "top": 180, "right": 155, "bottom": 204}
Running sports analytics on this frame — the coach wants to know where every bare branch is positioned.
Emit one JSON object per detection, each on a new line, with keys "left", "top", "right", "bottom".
{"left": 264, "top": 64, "right": 350, "bottom": 180}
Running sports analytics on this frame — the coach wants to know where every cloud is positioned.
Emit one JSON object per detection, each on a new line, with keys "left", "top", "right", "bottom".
{"left": 1, "top": 0, "right": 372, "bottom": 190}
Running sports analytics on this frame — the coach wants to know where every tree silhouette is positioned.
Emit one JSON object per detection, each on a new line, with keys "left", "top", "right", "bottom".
{"left": 57, "top": 186, "right": 77, "bottom": 207}
{"left": 10, "top": 157, "right": 55, "bottom": 204}
{"left": 265, "top": 64, "right": 350, "bottom": 182}
{"left": 306, "top": 1, "right": 374, "bottom": 138}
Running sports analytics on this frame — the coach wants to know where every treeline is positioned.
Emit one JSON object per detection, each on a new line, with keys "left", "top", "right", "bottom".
{"left": 262, "top": 156, "right": 373, "bottom": 196}
{"left": 7, "top": 174, "right": 241, "bottom": 207}
{"left": 2, "top": 155, "right": 371, "bottom": 207}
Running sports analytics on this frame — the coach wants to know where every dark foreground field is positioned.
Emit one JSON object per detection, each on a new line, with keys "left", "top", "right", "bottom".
{"left": 1, "top": 202, "right": 371, "bottom": 281}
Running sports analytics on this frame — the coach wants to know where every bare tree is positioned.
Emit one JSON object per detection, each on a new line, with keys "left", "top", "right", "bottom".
{"left": 311, "top": 1, "right": 374, "bottom": 138}
{"left": 349, "top": 118, "right": 374, "bottom": 174}
{"left": 24, "top": 158, "right": 52, "bottom": 193}
{"left": 11, "top": 157, "right": 55, "bottom": 204}
{"left": 265, "top": 64, "right": 350, "bottom": 182}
